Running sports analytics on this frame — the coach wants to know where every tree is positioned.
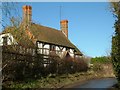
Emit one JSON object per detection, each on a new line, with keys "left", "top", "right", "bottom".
{"left": 0, "top": 2, "right": 21, "bottom": 30}
{"left": 0, "top": 2, "right": 21, "bottom": 83}
{"left": 110, "top": 2, "right": 120, "bottom": 87}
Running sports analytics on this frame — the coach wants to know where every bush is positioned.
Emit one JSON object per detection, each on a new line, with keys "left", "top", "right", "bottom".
{"left": 112, "top": 35, "right": 120, "bottom": 87}
{"left": 92, "top": 63, "right": 103, "bottom": 72}
{"left": 110, "top": 2, "right": 120, "bottom": 87}
{"left": 91, "top": 56, "right": 111, "bottom": 64}
{"left": 2, "top": 54, "right": 44, "bottom": 81}
{"left": 57, "top": 57, "right": 88, "bottom": 74}
{"left": 2, "top": 46, "right": 44, "bottom": 81}
{"left": 2, "top": 46, "right": 88, "bottom": 82}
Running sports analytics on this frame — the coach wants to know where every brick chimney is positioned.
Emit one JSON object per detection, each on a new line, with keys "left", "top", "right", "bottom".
{"left": 22, "top": 5, "right": 32, "bottom": 28}
{"left": 22, "top": 5, "right": 36, "bottom": 44}
{"left": 60, "top": 20, "right": 68, "bottom": 38}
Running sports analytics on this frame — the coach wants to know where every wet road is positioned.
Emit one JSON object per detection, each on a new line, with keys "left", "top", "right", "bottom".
{"left": 74, "top": 78, "right": 117, "bottom": 89}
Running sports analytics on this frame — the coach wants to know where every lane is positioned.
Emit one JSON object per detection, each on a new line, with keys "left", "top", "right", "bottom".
{"left": 74, "top": 78, "right": 117, "bottom": 88}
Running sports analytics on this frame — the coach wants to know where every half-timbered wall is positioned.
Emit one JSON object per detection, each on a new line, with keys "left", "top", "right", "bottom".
{"left": 0, "top": 34, "right": 80, "bottom": 59}
{"left": 37, "top": 41, "right": 75, "bottom": 58}
{"left": 0, "top": 33, "right": 18, "bottom": 46}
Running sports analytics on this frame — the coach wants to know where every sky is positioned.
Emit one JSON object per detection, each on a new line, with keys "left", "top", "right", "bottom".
{"left": 2, "top": 2, "right": 115, "bottom": 57}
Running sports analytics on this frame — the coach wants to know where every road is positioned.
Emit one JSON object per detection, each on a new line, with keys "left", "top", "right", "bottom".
{"left": 74, "top": 78, "right": 117, "bottom": 89}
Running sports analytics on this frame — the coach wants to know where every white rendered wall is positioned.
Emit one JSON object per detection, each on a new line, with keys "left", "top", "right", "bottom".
{"left": 69, "top": 49, "right": 74, "bottom": 58}
{"left": 43, "top": 44, "right": 49, "bottom": 55}
{"left": 0, "top": 33, "right": 17, "bottom": 46}
{"left": 37, "top": 43, "right": 42, "bottom": 54}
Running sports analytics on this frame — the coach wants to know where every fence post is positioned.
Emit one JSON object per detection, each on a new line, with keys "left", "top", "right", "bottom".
{"left": 0, "top": 46, "right": 2, "bottom": 90}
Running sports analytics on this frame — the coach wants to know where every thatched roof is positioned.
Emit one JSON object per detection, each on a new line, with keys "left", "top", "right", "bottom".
{"left": 2, "top": 23, "right": 82, "bottom": 55}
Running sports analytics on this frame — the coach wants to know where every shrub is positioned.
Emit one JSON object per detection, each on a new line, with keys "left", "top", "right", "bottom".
{"left": 2, "top": 45, "right": 88, "bottom": 82}
{"left": 91, "top": 56, "right": 111, "bottom": 64}
{"left": 110, "top": 2, "right": 120, "bottom": 87}
{"left": 112, "top": 35, "right": 120, "bottom": 87}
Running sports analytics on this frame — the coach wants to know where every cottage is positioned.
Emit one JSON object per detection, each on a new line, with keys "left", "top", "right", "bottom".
{"left": 0, "top": 5, "right": 83, "bottom": 59}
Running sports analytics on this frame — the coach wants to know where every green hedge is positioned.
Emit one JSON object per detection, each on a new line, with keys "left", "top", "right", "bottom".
{"left": 91, "top": 56, "right": 111, "bottom": 64}
{"left": 111, "top": 3, "right": 120, "bottom": 87}
{"left": 111, "top": 32, "right": 120, "bottom": 87}
{"left": 2, "top": 46, "right": 88, "bottom": 83}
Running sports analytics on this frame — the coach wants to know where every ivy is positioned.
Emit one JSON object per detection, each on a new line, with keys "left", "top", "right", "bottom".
{"left": 111, "top": 2, "right": 120, "bottom": 87}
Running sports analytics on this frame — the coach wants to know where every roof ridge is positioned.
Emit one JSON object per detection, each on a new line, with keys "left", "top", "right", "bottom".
{"left": 31, "top": 23, "right": 73, "bottom": 45}
{"left": 32, "top": 23, "right": 71, "bottom": 41}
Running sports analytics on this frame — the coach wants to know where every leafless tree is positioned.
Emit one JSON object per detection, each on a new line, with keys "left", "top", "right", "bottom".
{"left": 0, "top": 2, "right": 21, "bottom": 30}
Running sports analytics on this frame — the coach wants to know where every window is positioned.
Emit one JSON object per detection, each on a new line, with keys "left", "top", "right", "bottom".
{"left": 2, "top": 36, "right": 8, "bottom": 45}
{"left": 50, "top": 45, "right": 55, "bottom": 51}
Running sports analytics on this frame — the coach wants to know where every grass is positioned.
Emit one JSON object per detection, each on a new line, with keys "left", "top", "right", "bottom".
{"left": 4, "top": 68, "right": 114, "bottom": 89}
{"left": 3, "top": 57, "right": 115, "bottom": 89}
{"left": 8, "top": 73, "right": 85, "bottom": 88}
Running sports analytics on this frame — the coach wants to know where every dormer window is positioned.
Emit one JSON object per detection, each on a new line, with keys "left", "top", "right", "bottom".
{"left": 2, "top": 36, "right": 8, "bottom": 45}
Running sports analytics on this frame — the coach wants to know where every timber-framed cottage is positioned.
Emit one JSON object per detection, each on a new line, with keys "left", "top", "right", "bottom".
{"left": 0, "top": 5, "right": 83, "bottom": 59}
